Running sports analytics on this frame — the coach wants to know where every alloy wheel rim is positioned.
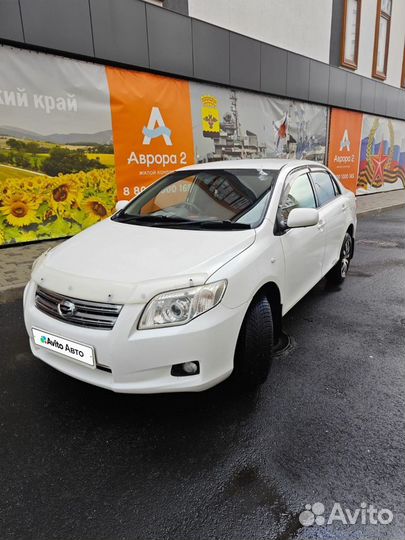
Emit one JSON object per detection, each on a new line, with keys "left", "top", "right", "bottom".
{"left": 341, "top": 237, "right": 352, "bottom": 277}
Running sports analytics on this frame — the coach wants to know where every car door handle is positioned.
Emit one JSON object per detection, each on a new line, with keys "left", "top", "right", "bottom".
{"left": 317, "top": 219, "right": 325, "bottom": 230}
{"left": 341, "top": 203, "right": 347, "bottom": 211}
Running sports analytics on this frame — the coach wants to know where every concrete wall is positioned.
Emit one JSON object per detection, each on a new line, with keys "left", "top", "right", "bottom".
{"left": 188, "top": 0, "right": 333, "bottom": 63}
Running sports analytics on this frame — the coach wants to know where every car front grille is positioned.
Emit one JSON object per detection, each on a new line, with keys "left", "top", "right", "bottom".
{"left": 35, "top": 286, "right": 122, "bottom": 330}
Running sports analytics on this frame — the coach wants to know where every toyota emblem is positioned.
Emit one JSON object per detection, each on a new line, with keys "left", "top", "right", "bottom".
{"left": 57, "top": 300, "right": 77, "bottom": 318}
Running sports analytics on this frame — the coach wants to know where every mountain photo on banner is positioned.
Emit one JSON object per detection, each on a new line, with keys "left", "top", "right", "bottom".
{"left": 0, "top": 45, "right": 116, "bottom": 245}
{"left": 190, "top": 82, "right": 328, "bottom": 164}
{"left": 357, "top": 114, "right": 405, "bottom": 194}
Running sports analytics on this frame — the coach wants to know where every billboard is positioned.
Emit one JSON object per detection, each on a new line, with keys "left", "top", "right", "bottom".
{"left": 0, "top": 44, "right": 330, "bottom": 245}
{"left": 358, "top": 114, "right": 405, "bottom": 194}
{"left": 327, "top": 108, "right": 363, "bottom": 193}
{"left": 190, "top": 82, "right": 328, "bottom": 164}
{"left": 106, "top": 68, "right": 195, "bottom": 200}
{"left": 4, "top": 45, "right": 403, "bottom": 246}
{"left": 328, "top": 108, "right": 405, "bottom": 195}
{"left": 0, "top": 46, "right": 116, "bottom": 245}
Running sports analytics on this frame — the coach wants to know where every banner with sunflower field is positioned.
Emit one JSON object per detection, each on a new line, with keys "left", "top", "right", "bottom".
{"left": 0, "top": 45, "right": 117, "bottom": 246}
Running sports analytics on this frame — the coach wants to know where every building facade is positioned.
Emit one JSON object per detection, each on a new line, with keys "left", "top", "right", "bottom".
{"left": 0, "top": 0, "right": 404, "bottom": 245}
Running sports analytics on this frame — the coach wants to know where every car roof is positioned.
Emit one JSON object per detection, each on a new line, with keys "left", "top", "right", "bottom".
{"left": 178, "top": 158, "right": 324, "bottom": 172}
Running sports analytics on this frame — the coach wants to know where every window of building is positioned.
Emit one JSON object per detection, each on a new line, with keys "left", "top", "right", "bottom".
{"left": 341, "top": 0, "right": 362, "bottom": 69}
{"left": 372, "top": 0, "right": 392, "bottom": 80}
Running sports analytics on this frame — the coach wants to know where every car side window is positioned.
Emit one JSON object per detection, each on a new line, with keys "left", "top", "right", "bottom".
{"left": 311, "top": 171, "right": 338, "bottom": 206}
{"left": 330, "top": 174, "right": 342, "bottom": 195}
{"left": 278, "top": 173, "right": 316, "bottom": 222}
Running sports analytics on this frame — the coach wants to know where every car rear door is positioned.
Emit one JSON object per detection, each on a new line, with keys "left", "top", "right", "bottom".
{"left": 277, "top": 169, "right": 325, "bottom": 314}
{"left": 309, "top": 168, "right": 348, "bottom": 275}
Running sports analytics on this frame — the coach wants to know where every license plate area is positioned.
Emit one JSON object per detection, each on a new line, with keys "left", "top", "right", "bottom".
{"left": 32, "top": 328, "right": 96, "bottom": 368}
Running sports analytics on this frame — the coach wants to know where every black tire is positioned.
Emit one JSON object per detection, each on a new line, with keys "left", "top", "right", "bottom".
{"left": 231, "top": 294, "right": 274, "bottom": 389}
{"left": 326, "top": 232, "right": 353, "bottom": 285}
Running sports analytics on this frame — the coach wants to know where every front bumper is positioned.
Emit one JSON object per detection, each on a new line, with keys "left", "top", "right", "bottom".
{"left": 23, "top": 280, "right": 246, "bottom": 393}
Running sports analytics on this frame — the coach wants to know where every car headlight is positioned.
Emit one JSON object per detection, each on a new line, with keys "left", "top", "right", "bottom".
{"left": 138, "top": 280, "right": 227, "bottom": 330}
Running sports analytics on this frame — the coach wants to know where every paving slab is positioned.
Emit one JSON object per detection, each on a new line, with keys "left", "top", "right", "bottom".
{"left": 0, "top": 240, "right": 62, "bottom": 292}
{"left": 356, "top": 189, "right": 405, "bottom": 214}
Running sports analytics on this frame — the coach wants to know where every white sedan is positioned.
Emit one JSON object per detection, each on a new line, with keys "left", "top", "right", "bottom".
{"left": 23, "top": 159, "right": 356, "bottom": 393}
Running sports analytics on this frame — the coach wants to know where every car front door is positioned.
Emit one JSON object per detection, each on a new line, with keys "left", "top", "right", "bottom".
{"left": 277, "top": 170, "right": 325, "bottom": 314}
{"left": 309, "top": 169, "right": 348, "bottom": 275}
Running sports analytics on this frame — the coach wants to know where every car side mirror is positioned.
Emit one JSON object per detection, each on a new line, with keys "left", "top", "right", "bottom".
{"left": 286, "top": 208, "right": 319, "bottom": 228}
{"left": 115, "top": 200, "right": 128, "bottom": 213}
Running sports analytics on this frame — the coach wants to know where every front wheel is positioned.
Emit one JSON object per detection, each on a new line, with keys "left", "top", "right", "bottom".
{"left": 231, "top": 294, "right": 274, "bottom": 389}
{"left": 326, "top": 232, "right": 353, "bottom": 285}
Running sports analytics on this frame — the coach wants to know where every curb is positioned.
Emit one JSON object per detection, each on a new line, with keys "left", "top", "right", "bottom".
{"left": 357, "top": 202, "right": 405, "bottom": 217}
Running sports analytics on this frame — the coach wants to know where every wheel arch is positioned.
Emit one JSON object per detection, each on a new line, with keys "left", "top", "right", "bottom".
{"left": 250, "top": 281, "right": 282, "bottom": 342}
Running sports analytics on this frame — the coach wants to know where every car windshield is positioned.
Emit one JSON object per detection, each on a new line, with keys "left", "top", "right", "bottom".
{"left": 112, "top": 168, "right": 279, "bottom": 229}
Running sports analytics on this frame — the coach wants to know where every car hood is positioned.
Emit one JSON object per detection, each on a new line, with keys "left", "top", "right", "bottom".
{"left": 32, "top": 218, "right": 256, "bottom": 304}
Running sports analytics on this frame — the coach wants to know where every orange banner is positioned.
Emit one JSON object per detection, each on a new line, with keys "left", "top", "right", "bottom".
{"left": 106, "top": 67, "right": 195, "bottom": 200}
{"left": 328, "top": 108, "right": 363, "bottom": 193}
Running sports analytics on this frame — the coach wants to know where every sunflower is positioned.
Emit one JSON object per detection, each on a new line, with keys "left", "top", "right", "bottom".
{"left": 81, "top": 195, "right": 112, "bottom": 228}
{"left": 82, "top": 169, "right": 116, "bottom": 195}
{"left": 0, "top": 227, "right": 6, "bottom": 245}
{"left": 45, "top": 177, "right": 80, "bottom": 215}
{"left": 14, "top": 177, "right": 43, "bottom": 193}
{"left": 0, "top": 178, "right": 15, "bottom": 201}
{"left": 0, "top": 191, "right": 40, "bottom": 227}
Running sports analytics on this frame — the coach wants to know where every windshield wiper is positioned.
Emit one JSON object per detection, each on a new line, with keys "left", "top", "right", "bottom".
{"left": 112, "top": 213, "right": 251, "bottom": 229}
{"left": 182, "top": 220, "right": 251, "bottom": 230}
{"left": 112, "top": 213, "right": 190, "bottom": 224}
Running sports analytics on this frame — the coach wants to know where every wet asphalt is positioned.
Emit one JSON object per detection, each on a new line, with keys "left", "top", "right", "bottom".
{"left": 0, "top": 206, "right": 404, "bottom": 540}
